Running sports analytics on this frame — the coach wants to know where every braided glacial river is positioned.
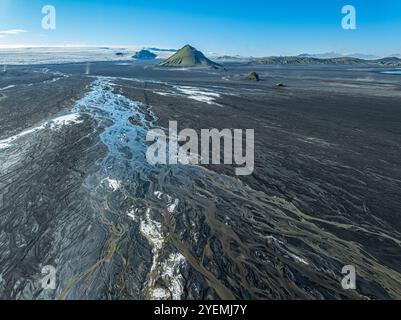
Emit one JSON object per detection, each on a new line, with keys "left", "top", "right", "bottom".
{"left": 1, "top": 76, "right": 400, "bottom": 299}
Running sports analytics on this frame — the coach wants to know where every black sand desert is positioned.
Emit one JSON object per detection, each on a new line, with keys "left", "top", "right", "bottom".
{"left": 1, "top": 59, "right": 401, "bottom": 300}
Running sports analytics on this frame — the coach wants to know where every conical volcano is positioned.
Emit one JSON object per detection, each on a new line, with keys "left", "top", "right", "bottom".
{"left": 158, "top": 45, "right": 221, "bottom": 67}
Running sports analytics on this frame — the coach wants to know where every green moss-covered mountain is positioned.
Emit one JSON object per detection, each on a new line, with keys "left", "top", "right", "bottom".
{"left": 158, "top": 45, "right": 221, "bottom": 67}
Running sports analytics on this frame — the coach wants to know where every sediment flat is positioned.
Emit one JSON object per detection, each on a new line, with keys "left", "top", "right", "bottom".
{"left": 0, "top": 62, "right": 400, "bottom": 299}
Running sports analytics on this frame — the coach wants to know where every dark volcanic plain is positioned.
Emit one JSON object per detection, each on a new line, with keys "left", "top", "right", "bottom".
{"left": 0, "top": 60, "right": 401, "bottom": 300}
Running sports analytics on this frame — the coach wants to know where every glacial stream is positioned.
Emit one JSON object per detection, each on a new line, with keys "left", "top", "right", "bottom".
{"left": 1, "top": 76, "right": 399, "bottom": 299}
{"left": 62, "top": 77, "right": 376, "bottom": 299}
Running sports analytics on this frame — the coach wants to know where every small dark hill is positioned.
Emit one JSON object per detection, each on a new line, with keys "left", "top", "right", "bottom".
{"left": 133, "top": 50, "right": 157, "bottom": 60}
{"left": 244, "top": 72, "right": 260, "bottom": 81}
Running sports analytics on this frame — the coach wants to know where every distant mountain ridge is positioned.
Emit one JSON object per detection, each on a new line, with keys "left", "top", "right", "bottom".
{"left": 212, "top": 52, "right": 401, "bottom": 66}
{"left": 158, "top": 45, "right": 221, "bottom": 67}
{"left": 298, "top": 52, "right": 381, "bottom": 60}
{"left": 249, "top": 56, "right": 401, "bottom": 66}
{"left": 214, "top": 55, "right": 250, "bottom": 62}
{"left": 148, "top": 47, "right": 177, "bottom": 52}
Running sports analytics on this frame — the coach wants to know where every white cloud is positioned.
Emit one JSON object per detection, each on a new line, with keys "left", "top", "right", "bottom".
{"left": 0, "top": 29, "right": 28, "bottom": 38}
{"left": 0, "top": 29, "right": 27, "bottom": 35}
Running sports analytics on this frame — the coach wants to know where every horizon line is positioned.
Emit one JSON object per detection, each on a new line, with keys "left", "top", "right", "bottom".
{"left": 0, "top": 44, "right": 397, "bottom": 59}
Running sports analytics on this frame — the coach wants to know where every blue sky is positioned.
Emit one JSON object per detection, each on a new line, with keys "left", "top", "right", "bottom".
{"left": 0, "top": 0, "right": 400, "bottom": 56}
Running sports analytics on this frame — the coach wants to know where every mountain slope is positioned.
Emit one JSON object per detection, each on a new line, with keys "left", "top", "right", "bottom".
{"left": 158, "top": 45, "right": 221, "bottom": 67}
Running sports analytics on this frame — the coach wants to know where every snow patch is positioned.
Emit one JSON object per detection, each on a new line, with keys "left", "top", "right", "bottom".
{"left": 103, "top": 178, "right": 121, "bottom": 191}
{"left": 133, "top": 206, "right": 186, "bottom": 300}
{"left": 154, "top": 191, "right": 164, "bottom": 199}
{"left": 0, "top": 85, "right": 15, "bottom": 91}
{"left": 288, "top": 253, "right": 309, "bottom": 265}
{"left": 167, "top": 199, "right": 180, "bottom": 213}
{"left": 140, "top": 208, "right": 164, "bottom": 251}
{"left": 154, "top": 191, "right": 180, "bottom": 214}
{"left": 266, "top": 235, "right": 309, "bottom": 265}
{"left": 174, "top": 86, "right": 221, "bottom": 105}
{"left": 0, "top": 113, "right": 82, "bottom": 150}
{"left": 127, "top": 208, "right": 138, "bottom": 221}
{"left": 148, "top": 252, "right": 186, "bottom": 300}
{"left": 152, "top": 91, "right": 176, "bottom": 97}
{"left": 50, "top": 113, "right": 83, "bottom": 128}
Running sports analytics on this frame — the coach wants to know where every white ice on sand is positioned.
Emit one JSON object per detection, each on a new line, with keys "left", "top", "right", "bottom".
{"left": 139, "top": 208, "right": 164, "bottom": 252}
{"left": 0, "top": 113, "right": 83, "bottom": 150}
{"left": 153, "top": 85, "right": 225, "bottom": 105}
{"left": 0, "top": 85, "right": 16, "bottom": 91}
{"left": 150, "top": 252, "right": 186, "bottom": 300}
{"left": 127, "top": 202, "right": 185, "bottom": 300}
{"left": 266, "top": 234, "right": 309, "bottom": 265}
{"left": 167, "top": 199, "right": 180, "bottom": 213}
{"left": 154, "top": 191, "right": 164, "bottom": 199}
{"left": 153, "top": 191, "right": 180, "bottom": 214}
{"left": 50, "top": 114, "right": 83, "bottom": 128}
{"left": 288, "top": 253, "right": 309, "bottom": 265}
{"left": 103, "top": 178, "right": 121, "bottom": 191}
{"left": 174, "top": 86, "right": 221, "bottom": 105}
